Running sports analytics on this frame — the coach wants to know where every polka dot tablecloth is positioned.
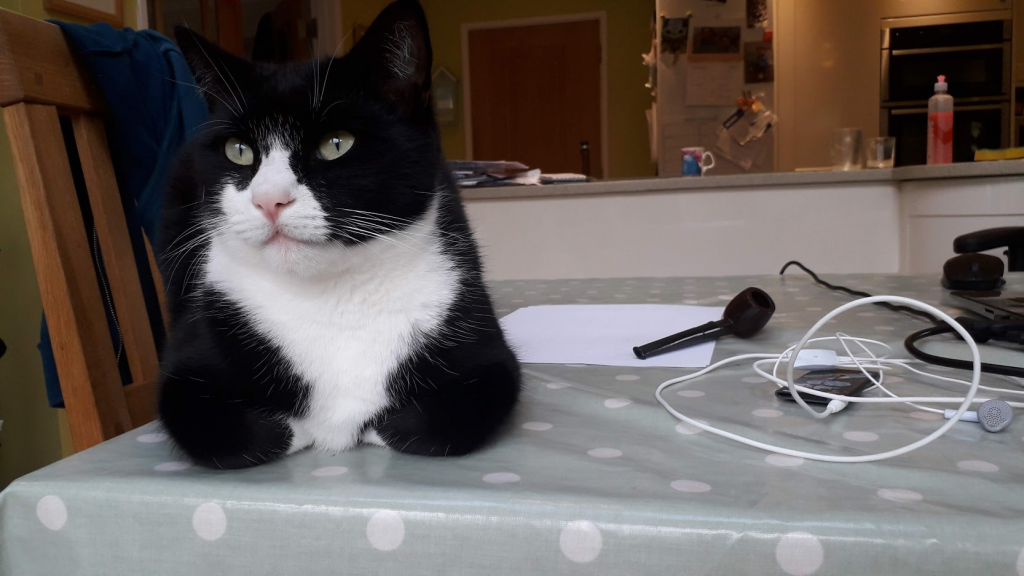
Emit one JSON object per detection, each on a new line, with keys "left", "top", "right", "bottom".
{"left": 3, "top": 274, "right": 1024, "bottom": 575}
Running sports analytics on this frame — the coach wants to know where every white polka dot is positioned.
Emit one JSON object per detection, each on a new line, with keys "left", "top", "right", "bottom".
{"left": 192, "top": 502, "right": 227, "bottom": 541}
{"left": 36, "top": 496, "right": 67, "bottom": 531}
{"left": 742, "top": 376, "right": 767, "bottom": 384}
{"left": 677, "top": 390, "right": 705, "bottom": 398}
{"left": 856, "top": 312, "right": 875, "bottom": 317}
{"left": 154, "top": 461, "right": 191, "bottom": 472}
{"left": 776, "top": 531, "right": 824, "bottom": 575}
{"left": 311, "top": 466, "right": 349, "bottom": 477}
{"left": 559, "top": 520, "right": 602, "bottom": 563}
{"left": 136, "top": 432, "right": 167, "bottom": 443}
{"left": 766, "top": 454, "right": 804, "bottom": 467}
{"left": 615, "top": 374, "right": 640, "bottom": 381}
{"left": 483, "top": 472, "right": 521, "bottom": 484}
{"left": 604, "top": 398, "right": 632, "bottom": 408}
{"left": 957, "top": 460, "right": 999, "bottom": 473}
{"left": 587, "top": 448, "right": 622, "bottom": 458}
{"left": 877, "top": 488, "right": 923, "bottom": 503}
{"left": 753, "top": 409, "right": 783, "bottom": 418}
{"left": 366, "top": 511, "right": 405, "bottom": 551}
{"left": 875, "top": 326, "right": 895, "bottom": 331}
{"left": 909, "top": 411, "right": 942, "bottom": 421}
{"left": 884, "top": 376, "right": 904, "bottom": 383}
{"left": 675, "top": 421, "right": 706, "bottom": 435}
{"left": 785, "top": 287, "right": 801, "bottom": 292}
{"left": 842, "top": 431, "right": 879, "bottom": 442}
{"left": 670, "top": 479, "right": 711, "bottom": 493}
{"left": 683, "top": 299, "right": 700, "bottom": 305}
{"left": 547, "top": 382, "right": 570, "bottom": 389}
{"left": 717, "top": 295, "right": 733, "bottom": 301}
{"left": 522, "top": 422, "right": 553, "bottom": 431}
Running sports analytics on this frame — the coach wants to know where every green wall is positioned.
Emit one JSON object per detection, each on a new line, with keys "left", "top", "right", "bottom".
{"left": 343, "top": 0, "right": 656, "bottom": 179}
{"left": 0, "top": 0, "right": 140, "bottom": 489}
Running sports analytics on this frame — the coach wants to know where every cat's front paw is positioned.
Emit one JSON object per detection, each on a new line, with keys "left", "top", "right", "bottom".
{"left": 159, "top": 375, "right": 293, "bottom": 469}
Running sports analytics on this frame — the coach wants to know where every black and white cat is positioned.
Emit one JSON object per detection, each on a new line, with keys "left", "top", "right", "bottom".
{"left": 158, "top": 0, "right": 520, "bottom": 469}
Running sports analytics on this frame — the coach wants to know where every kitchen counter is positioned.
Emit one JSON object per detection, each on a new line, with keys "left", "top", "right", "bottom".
{"left": 461, "top": 159, "right": 1024, "bottom": 280}
{"left": 460, "top": 160, "right": 1024, "bottom": 200}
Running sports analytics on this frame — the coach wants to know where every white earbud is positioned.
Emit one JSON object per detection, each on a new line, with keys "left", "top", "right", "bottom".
{"left": 945, "top": 399, "right": 1013, "bottom": 432}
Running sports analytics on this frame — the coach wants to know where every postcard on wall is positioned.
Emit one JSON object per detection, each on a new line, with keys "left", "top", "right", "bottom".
{"left": 746, "top": 0, "right": 769, "bottom": 28}
{"left": 686, "top": 63, "right": 743, "bottom": 106}
{"left": 690, "top": 25, "right": 742, "bottom": 62}
{"left": 743, "top": 41, "right": 774, "bottom": 83}
{"left": 661, "top": 16, "right": 690, "bottom": 63}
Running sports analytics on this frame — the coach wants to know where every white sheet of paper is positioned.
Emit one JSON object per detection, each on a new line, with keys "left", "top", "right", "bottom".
{"left": 685, "top": 63, "right": 743, "bottom": 106}
{"left": 499, "top": 304, "right": 726, "bottom": 368}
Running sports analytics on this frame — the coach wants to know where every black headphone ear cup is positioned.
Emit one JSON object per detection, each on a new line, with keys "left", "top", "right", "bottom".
{"left": 941, "top": 254, "right": 1005, "bottom": 291}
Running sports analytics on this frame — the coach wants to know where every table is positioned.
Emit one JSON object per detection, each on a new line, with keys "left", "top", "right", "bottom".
{"left": 3, "top": 274, "right": 1023, "bottom": 576}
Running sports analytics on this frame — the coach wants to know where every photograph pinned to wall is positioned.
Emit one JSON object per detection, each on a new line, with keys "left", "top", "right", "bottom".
{"left": 690, "top": 25, "right": 742, "bottom": 62}
{"left": 660, "top": 16, "right": 690, "bottom": 64}
{"left": 746, "top": 0, "right": 769, "bottom": 28}
{"left": 743, "top": 41, "right": 774, "bottom": 83}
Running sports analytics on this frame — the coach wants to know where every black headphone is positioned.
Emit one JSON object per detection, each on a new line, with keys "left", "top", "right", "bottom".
{"left": 942, "top": 227, "right": 1024, "bottom": 290}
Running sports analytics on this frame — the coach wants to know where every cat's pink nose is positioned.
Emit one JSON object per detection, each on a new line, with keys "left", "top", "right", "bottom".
{"left": 252, "top": 190, "right": 294, "bottom": 223}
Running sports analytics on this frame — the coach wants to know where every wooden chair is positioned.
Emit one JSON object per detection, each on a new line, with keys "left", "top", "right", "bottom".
{"left": 0, "top": 9, "right": 165, "bottom": 452}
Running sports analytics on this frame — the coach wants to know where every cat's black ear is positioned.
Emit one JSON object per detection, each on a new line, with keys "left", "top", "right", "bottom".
{"left": 174, "top": 26, "right": 254, "bottom": 113}
{"left": 349, "top": 0, "right": 433, "bottom": 110}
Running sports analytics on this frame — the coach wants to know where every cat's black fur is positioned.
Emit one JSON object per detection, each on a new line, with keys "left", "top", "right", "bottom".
{"left": 158, "top": 0, "right": 520, "bottom": 468}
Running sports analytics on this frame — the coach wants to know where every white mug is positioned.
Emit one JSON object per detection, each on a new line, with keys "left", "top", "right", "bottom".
{"left": 681, "top": 147, "right": 716, "bottom": 176}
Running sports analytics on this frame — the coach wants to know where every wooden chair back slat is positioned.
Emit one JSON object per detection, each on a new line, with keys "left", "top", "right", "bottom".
{"left": 72, "top": 114, "right": 161, "bottom": 390}
{"left": 4, "top": 102, "right": 134, "bottom": 451}
{"left": 0, "top": 8, "right": 164, "bottom": 451}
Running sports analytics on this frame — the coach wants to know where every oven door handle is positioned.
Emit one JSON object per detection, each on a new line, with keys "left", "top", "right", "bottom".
{"left": 890, "top": 103, "right": 1007, "bottom": 115}
{"left": 891, "top": 43, "right": 1006, "bottom": 56}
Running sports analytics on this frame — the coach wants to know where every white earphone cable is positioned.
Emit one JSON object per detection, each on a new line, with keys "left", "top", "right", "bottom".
{"left": 655, "top": 296, "right": 984, "bottom": 463}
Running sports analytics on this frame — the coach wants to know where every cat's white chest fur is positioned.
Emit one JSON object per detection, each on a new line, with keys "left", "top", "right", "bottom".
{"left": 203, "top": 210, "right": 458, "bottom": 453}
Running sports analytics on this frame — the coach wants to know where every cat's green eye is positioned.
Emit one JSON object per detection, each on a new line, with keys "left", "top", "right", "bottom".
{"left": 224, "top": 137, "right": 255, "bottom": 166}
{"left": 317, "top": 131, "right": 355, "bottom": 161}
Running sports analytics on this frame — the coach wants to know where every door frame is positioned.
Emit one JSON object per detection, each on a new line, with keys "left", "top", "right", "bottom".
{"left": 461, "top": 12, "right": 609, "bottom": 178}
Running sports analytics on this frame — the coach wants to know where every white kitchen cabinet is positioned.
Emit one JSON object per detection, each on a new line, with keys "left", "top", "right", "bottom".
{"left": 900, "top": 176, "right": 1024, "bottom": 274}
